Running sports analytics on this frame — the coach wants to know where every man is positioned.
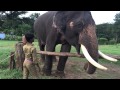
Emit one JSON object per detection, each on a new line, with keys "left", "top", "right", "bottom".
{"left": 22, "top": 33, "right": 40, "bottom": 79}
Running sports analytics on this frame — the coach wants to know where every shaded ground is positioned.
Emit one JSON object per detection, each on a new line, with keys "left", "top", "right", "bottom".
{"left": 39, "top": 57, "right": 120, "bottom": 79}
{"left": 64, "top": 60, "right": 120, "bottom": 79}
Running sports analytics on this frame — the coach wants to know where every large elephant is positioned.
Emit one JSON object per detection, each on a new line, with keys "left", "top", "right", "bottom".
{"left": 34, "top": 11, "right": 117, "bottom": 77}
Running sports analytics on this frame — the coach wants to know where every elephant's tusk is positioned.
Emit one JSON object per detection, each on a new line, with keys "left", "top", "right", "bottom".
{"left": 98, "top": 50, "right": 118, "bottom": 62}
{"left": 81, "top": 44, "right": 107, "bottom": 70}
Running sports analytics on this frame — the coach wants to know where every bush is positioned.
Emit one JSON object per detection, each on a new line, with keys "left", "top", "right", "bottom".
{"left": 98, "top": 38, "right": 108, "bottom": 45}
{"left": 16, "top": 24, "right": 32, "bottom": 36}
{"left": 4, "top": 35, "right": 13, "bottom": 40}
{"left": 108, "top": 39, "right": 116, "bottom": 45}
{"left": 4, "top": 35, "right": 22, "bottom": 41}
{"left": 16, "top": 36, "right": 22, "bottom": 41}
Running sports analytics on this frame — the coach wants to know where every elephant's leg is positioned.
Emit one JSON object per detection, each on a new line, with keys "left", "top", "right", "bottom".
{"left": 55, "top": 44, "right": 71, "bottom": 77}
{"left": 40, "top": 43, "right": 56, "bottom": 62}
{"left": 38, "top": 38, "right": 45, "bottom": 62}
{"left": 42, "top": 45, "right": 56, "bottom": 76}
{"left": 42, "top": 31, "right": 57, "bottom": 76}
{"left": 52, "top": 56, "right": 57, "bottom": 62}
{"left": 40, "top": 44, "right": 45, "bottom": 62}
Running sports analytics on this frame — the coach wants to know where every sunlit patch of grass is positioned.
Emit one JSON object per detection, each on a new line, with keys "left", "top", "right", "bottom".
{"left": 99, "top": 44, "right": 120, "bottom": 55}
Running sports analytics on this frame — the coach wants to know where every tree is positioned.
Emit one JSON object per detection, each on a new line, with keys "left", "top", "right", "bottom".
{"left": 20, "top": 13, "right": 40, "bottom": 33}
{"left": 96, "top": 23, "right": 114, "bottom": 41}
{"left": 0, "top": 11, "right": 28, "bottom": 35}
{"left": 0, "top": 12, "right": 6, "bottom": 31}
{"left": 3, "top": 11, "right": 27, "bottom": 20}
{"left": 114, "top": 12, "right": 120, "bottom": 43}
{"left": 16, "top": 23, "right": 32, "bottom": 36}
{"left": 29, "top": 13, "right": 40, "bottom": 21}
{"left": 0, "top": 11, "right": 40, "bottom": 37}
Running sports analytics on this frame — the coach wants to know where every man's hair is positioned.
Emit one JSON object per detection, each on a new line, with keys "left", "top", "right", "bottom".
{"left": 24, "top": 33, "right": 34, "bottom": 43}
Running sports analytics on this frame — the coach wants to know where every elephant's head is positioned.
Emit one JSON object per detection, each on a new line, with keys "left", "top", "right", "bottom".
{"left": 53, "top": 11, "right": 117, "bottom": 74}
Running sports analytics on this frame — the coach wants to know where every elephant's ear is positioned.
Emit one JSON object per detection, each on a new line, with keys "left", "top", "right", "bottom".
{"left": 52, "top": 11, "right": 67, "bottom": 33}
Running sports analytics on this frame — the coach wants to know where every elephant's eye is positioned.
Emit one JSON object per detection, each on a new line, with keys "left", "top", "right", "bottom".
{"left": 74, "top": 22, "right": 83, "bottom": 29}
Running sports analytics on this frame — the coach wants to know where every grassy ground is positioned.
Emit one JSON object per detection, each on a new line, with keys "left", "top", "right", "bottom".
{"left": 0, "top": 40, "right": 120, "bottom": 79}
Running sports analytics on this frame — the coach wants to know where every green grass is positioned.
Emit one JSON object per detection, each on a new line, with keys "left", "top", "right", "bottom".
{"left": 99, "top": 44, "right": 120, "bottom": 55}
{"left": 0, "top": 40, "right": 120, "bottom": 79}
{"left": 0, "top": 69, "right": 22, "bottom": 79}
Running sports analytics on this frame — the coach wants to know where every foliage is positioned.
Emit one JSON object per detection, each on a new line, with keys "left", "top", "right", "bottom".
{"left": 0, "top": 11, "right": 40, "bottom": 36}
{"left": 16, "top": 23, "right": 32, "bottom": 36}
{"left": 95, "top": 12, "right": 120, "bottom": 44}
{"left": 98, "top": 38, "right": 108, "bottom": 45}
{"left": 96, "top": 23, "right": 114, "bottom": 42}
{"left": 108, "top": 39, "right": 116, "bottom": 45}
{"left": 4, "top": 34, "right": 22, "bottom": 41}
{"left": 1, "top": 11, "right": 120, "bottom": 43}
{"left": 113, "top": 13, "right": 120, "bottom": 43}
{"left": 96, "top": 12, "right": 120, "bottom": 44}
{"left": 29, "top": 13, "right": 40, "bottom": 21}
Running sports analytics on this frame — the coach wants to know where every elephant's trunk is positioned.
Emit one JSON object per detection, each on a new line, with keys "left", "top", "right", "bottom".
{"left": 79, "top": 24, "right": 105, "bottom": 74}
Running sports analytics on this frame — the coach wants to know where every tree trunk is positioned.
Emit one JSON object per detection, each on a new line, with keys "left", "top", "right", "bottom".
{"left": 9, "top": 52, "right": 16, "bottom": 70}
{"left": 15, "top": 42, "right": 25, "bottom": 70}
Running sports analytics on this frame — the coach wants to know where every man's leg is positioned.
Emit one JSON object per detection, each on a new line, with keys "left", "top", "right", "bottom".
{"left": 28, "top": 63, "right": 40, "bottom": 79}
{"left": 23, "top": 62, "right": 29, "bottom": 79}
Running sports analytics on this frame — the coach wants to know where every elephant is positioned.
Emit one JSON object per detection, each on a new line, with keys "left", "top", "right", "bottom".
{"left": 34, "top": 11, "right": 117, "bottom": 77}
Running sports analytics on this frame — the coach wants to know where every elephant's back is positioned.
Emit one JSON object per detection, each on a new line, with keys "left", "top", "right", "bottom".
{"left": 34, "top": 11, "right": 57, "bottom": 31}
{"left": 34, "top": 11, "right": 57, "bottom": 43}
{"left": 34, "top": 11, "right": 57, "bottom": 28}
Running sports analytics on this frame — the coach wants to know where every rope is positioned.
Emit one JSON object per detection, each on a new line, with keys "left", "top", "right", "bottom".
{"left": 1, "top": 53, "right": 15, "bottom": 62}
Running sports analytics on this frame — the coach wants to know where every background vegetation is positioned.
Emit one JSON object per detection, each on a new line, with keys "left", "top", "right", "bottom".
{"left": 0, "top": 11, "right": 40, "bottom": 41}
{"left": 0, "top": 11, "right": 120, "bottom": 44}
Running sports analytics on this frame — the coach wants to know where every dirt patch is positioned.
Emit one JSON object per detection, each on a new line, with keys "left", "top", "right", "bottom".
{"left": 48, "top": 59, "right": 120, "bottom": 79}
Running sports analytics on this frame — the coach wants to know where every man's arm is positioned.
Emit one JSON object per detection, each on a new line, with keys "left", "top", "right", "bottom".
{"left": 31, "top": 47, "right": 41, "bottom": 72}
{"left": 31, "top": 47, "right": 38, "bottom": 64}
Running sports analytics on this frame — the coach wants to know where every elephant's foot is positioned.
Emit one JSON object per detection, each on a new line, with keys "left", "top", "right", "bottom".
{"left": 84, "top": 62, "right": 96, "bottom": 74}
{"left": 53, "top": 70, "right": 65, "bottom": 78}
{"left": 84, "top": 62, "right": 89, "bottom": 70}
{"left": 42, "top": 68, "right": 51, "bottom": 76}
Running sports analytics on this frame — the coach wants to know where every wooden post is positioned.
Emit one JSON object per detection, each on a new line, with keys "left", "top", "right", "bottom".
{"left": 15, "top": 42, "right": 25, "bottom": 70}
{"left": 9, "top": 52, "right": 15, "bottom": 70}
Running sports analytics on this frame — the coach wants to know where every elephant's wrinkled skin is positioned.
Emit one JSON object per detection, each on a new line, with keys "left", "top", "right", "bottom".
{"left": 34, "top": 11, "right": 99, "bottom": 76}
